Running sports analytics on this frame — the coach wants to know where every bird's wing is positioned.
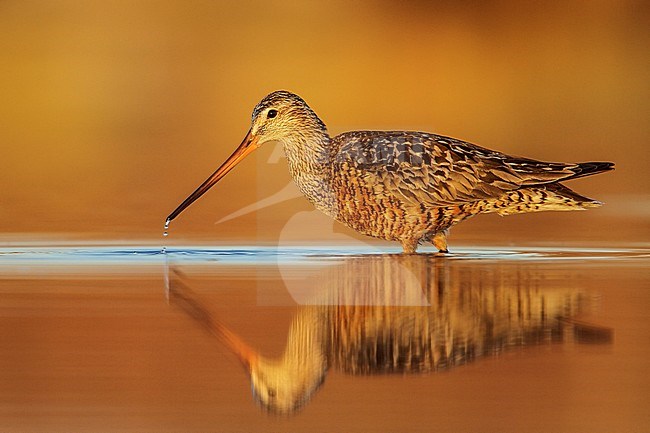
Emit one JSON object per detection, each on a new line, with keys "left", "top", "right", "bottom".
{"left": 332, "top": 131, "right": 585, "bottom": 207}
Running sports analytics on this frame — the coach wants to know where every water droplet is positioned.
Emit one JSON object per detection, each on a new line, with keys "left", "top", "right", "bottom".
{"left": 164, "top": 218, "right": 170, "bottom": 230}
{"left": 163, "top": 231, "right": 169, "bottom": 237}
{"left": 161, "top": 246, "right": 167, "bottom": 254}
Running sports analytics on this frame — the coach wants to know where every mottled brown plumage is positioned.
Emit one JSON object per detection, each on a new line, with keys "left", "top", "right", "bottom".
{"left": 166, "top": 90, "right": 614, "bottom": 252}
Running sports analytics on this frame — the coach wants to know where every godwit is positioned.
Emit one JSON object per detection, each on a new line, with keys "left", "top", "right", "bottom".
{"left": 165, "top": 91, "right": 614, "bottom": 253}
{"left": 170, "top": 256, "right": 611, "bottom": 414}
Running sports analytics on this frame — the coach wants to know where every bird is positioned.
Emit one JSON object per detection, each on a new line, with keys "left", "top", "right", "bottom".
{"left": 165, "top": 90, "right": 614, "bottom": 253}
{"left": 168, "top": 255, "right": 612, "bottom": 414}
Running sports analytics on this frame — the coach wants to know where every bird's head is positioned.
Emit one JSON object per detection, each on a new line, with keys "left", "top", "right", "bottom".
{"left": 165, "top": 90, "right": 326, "bottom": 225}
{"left": 249, "top": 90, "right": 326, "bottom": 144}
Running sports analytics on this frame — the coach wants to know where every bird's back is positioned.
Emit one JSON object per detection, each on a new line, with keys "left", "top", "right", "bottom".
{"left": 327, "top": 130, "right": 613, "bottom": 243}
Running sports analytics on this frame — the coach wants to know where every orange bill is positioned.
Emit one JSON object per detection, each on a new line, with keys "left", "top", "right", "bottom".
{"left": 166, "top": 129, "right": 259, "bottom": 225}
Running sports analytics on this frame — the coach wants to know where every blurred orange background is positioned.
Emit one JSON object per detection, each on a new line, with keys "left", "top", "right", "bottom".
{"left": 1, "top": 1, "right": 648, "bottom": 244}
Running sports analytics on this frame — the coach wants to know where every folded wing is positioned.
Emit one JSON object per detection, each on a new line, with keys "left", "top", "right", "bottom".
{"left": 332, "top": 131, "right": 613, "bottom": 207}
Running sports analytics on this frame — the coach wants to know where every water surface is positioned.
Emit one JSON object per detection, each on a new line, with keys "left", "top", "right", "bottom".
{"left": 0, "top": 245, "right": 648, "bottom": 432}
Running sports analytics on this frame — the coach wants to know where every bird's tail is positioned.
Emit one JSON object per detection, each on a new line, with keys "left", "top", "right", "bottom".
{"left": 491, "top": 183, "right": 603, "bottom": 216}
{"left": 565, "top": 161, "right": 614, "bottom": 181}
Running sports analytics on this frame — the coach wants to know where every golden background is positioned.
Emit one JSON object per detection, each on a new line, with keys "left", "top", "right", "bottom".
{"left": 1, "top": 1, "right": 648, "bottom": 243}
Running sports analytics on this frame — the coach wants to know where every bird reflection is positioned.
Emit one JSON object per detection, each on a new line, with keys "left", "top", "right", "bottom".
{"left": 168, "top": 255, "right": 612, "bottom": 415}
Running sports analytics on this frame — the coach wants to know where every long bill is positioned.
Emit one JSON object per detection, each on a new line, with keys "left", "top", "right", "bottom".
{"left": 166, "top": 129, "right": 259, "bottom": 225}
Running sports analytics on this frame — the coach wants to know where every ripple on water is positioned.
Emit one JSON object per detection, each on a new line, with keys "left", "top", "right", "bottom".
{"left": 0, "top": 244, "right": 647, "bottom": 269}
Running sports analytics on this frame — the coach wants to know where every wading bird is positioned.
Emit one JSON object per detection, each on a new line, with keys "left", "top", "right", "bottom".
{"left": 166, "top": 91, "right": 613, "bottom": 253}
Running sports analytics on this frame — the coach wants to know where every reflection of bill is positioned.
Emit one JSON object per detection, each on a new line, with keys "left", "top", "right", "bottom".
{"left": 169, "top": 256, "right": 612, "bottom": 415}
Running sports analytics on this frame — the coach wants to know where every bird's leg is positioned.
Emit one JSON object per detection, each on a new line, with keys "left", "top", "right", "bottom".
{"left": 432, "top": 230, "right": 449, "bottom": 253}
{"left": 401, "top": 238, "right": 419, "bottom": 254}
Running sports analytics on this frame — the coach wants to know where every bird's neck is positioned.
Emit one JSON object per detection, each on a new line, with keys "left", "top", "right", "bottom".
{"left": 281, "top": 129, "right": 338, "bottom": 216}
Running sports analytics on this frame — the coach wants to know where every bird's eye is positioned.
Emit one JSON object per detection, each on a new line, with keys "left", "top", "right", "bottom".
{"left": 267, "top": 109, "right": 278, "bottom": 119}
